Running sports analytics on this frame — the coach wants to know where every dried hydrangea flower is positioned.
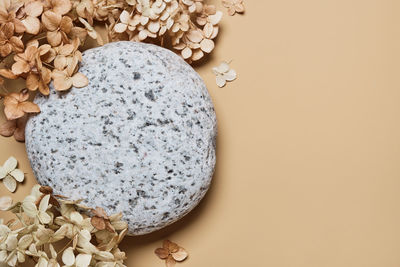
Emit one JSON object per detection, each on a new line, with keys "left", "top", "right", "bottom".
{"left": 0, "top": 181, "right": 129, "bottom": 266}
{"left": 0, "top": 156, "right": 24, "bottom": 193}
{"left": 0, "top": 22, "right": 24, "bottom": 57}
{"left": 3, "top": 90, "right": 40, "bottom": 121}
{"left": 22, "top": 194, "right": 52, "bottom": 224}
{"left": 222, "top": 0, "right": 245, "bottom": 16}
{"left": 212, "top": 61, "right": 237, "bottom": 88}
{"left": 155, "top": 240, "right": 188, "bottom": 267}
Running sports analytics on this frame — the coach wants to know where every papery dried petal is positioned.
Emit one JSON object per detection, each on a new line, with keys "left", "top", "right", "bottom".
{"left": 14, "top": 116, "right": 27, "bottom": 142}
{"left": 10, "top": 169, "right": 24, "bottom": 182}
{"left": 72, "top": 73, "right": 88, "bottom": 88}
{"left": 171, "top": 247, "right": 188, "bottom": 262}
{"left": 3, "top": 175, "right": 17, "bottom": 192}
{"left": 62, "top": 247, "right": 75, "bottom": 266}
{"left": 25, "top": 1, "right": 43, "bottom": 17}
{"left": 75, "top": 254, "right": 91, "bottom": 267}
{"left": 0, "top": 120, "right": 16, "bottom": 137}
{"left": 166, "top": 255, "right": 176, "bottom": 267}
{"left": 0, "top": 196, "right": 12, "bottom": 210}
{"left": 42, "top": 11, "right": 61, "bottom": 31}
{"left": 155, "top": 248, "right": 169, "bottom": 259}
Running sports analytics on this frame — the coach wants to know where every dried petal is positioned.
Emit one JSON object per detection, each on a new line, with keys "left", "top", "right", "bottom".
{"left": 91, "top": 216, "right": 106, "bottom": 230}
{"left": 72, "top": 73, "right": 88, "bottom": 88}
{"left": 25, "top": 1, "right": 43, "bottom": 17}
{"left": 75, "top": 254, "right": 91, "bottom": 267}
{"left": 171, "top": 247, "right": 188, "bottom": 262}
{"left": 21, "top": 16, "right": 40, "bottom": 35}
{"left": 166, "top": 255, "right": 176, "bottom": 267}
{"left": 216, "top": 75, "right": 226, "bottom": 87}
{"left": 62, "top": 247, "right": 75, "bottom": 266}
{"left": 10, "top": 169, "right": 24, "bottom": 182}
{"left": 3, "top": 156, "right": 17, "bottom": 172}
{"left": 0, "top": 196, "right": 12, "bottom": 210}
{"left": 42, "top": 11, "right": 61, "bottom": 31}
{"left": 0, "top": 120, "right": 16, "bottom": 137}
{"left": 155, "top": 248, "right": 169, "bottom": 259}
{"left": 200, "top": 39, "right": 214, "bottom": 53}
{"left": 3, "top": 175, "right": 17, "bottom": 192}
{"left": 52, "top": 0, "right": 72, "bottom": 15}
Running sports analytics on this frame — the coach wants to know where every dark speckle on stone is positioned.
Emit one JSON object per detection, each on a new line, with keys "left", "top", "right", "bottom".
{"left": 133, "top": 72, "right": 141, "bottom": 80}
{"left": 144, "top": 90, "right": 156, "bottom": 101}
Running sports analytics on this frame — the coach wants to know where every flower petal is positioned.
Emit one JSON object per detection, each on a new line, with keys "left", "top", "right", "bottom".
{"left": 72, "top": 73, "right": 89, "bottom": 88}
{"left": 42, "top": 11, "right": 61, "bottom": 31}
{"left": 217, "top": 62, "right": 230, "bottom": 73}
{"left": 39, "top": 194, "right": 50, "bottom": 212}
{"left": 22, "top": 196, "right": 38, "bottom": 217}
{"left": 3, "top": 156, "right": 17, "bottom": 173}
{"left": 224, "top": 69, "right": 237, "bottom": 81}
{"left": 0, "top": 196, "right": 12, "bottom": 210}
{"left": 19, "top": 101, "right": 40, "bottom": 114}
{"left": 0, "top": 120, "right": 16, "bottom": 138}
{"left": 25, "top": 1, "right": 43, "bottom": 17}
{"left": 200, "top": 39, "right": 214, "bottom": 53}
{"left": 47, "top": 30, "right": 62, "bottom": 47}
{"left": 172, "top": 247, "right": 188, "bottom": 262}
{"left": 216, "top": 75, "right": 226, "bottom": 88}
{"left": 18, "top": 234, "right": 33, "bottom": 249}
{"left": 114, "top": 23, "right": 128, "bottom": 33}
{"left": 51, "top": 0, "right": 72, "bottom": 15}
{"left": 3, "top": 175, "right": 17, "bottom": 192}
{"left": 62, "top": 247, "right": 75, "bottom": 266}
{"left": 38, "top": 211, "right": 51, "bottom": 224}
{"left": 75, "top": 254, "right": 92, "bottom": 267}
{"left": 166, "top": 255, "right": 176, "bottom": 267}
{"left": 21, "top": 16, "right": 40, "bottom": 35}
{"left": 26, "top": 73, "right": 39, "bottom": 91}
{"left": 154, "top": 248, "right": 169, "bottom": 259}
{"left": 10, "top": 169, "right": 24, "bottom": 182}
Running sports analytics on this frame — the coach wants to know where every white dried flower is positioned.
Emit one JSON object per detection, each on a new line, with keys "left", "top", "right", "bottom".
{"left": 0, "top": 157, "right": 24, "bottom": 192}
{"left": 22, "top": 194, "right": 52, "bottom": 224}
{"left": 213, "top": 61, "right": 237, "bottom": 87}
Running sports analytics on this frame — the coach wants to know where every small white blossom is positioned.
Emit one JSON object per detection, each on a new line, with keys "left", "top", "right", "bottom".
{"left": 0, "top": 157, "right": 24, "bottom": 192}
{"left": 213, "top": 61, "right": 237, "bottom": 87}
{"left": 22, "top": 194, "right": 52, "bottom": 224}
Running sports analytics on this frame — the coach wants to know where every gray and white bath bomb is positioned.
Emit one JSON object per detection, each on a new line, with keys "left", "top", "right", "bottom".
{"left": 25, "top": 41, "right": 217, "bottom": 235}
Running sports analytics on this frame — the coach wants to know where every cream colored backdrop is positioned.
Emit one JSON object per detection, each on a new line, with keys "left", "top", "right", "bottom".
{"left": 2, "top": 0, "right": 400, "bottom": 266}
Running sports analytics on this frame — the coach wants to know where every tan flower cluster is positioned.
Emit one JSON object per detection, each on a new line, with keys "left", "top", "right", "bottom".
{"left": 0, "top": 0, "right": 229, "bottom": 142}
{"left": 0, "top": 184, "right": 129, "bottom": 267}
{"left": 111, "top": 0, "right": 222, "bottom": 63}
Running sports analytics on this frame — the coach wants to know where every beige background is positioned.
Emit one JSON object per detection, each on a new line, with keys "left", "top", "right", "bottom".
{"left": 2, "top": 0, "right": 400, "bottom": 266}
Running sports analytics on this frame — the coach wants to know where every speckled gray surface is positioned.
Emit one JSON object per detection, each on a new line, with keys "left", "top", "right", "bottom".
{"left": 25, "top": 41, "right": 217, "bottom": 235}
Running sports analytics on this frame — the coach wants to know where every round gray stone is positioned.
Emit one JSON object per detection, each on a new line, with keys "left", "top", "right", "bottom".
{"left": 25, "top": 41, "right": 217, "bottom": 235}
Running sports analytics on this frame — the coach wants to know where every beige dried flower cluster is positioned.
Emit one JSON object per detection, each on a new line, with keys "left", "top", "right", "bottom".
{"left": 0, "top": 0, "right": 230, "bottom": 142}
{"left": 111, "top": 0, "right": 222, "bottom": 62}
{"left": 0, "top": 184, "right": 129, "bottom": 267}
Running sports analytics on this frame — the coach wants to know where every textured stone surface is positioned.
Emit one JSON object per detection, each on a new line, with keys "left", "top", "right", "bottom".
{"left": 25, "top": 41, "right": 217, "bottom": 235}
